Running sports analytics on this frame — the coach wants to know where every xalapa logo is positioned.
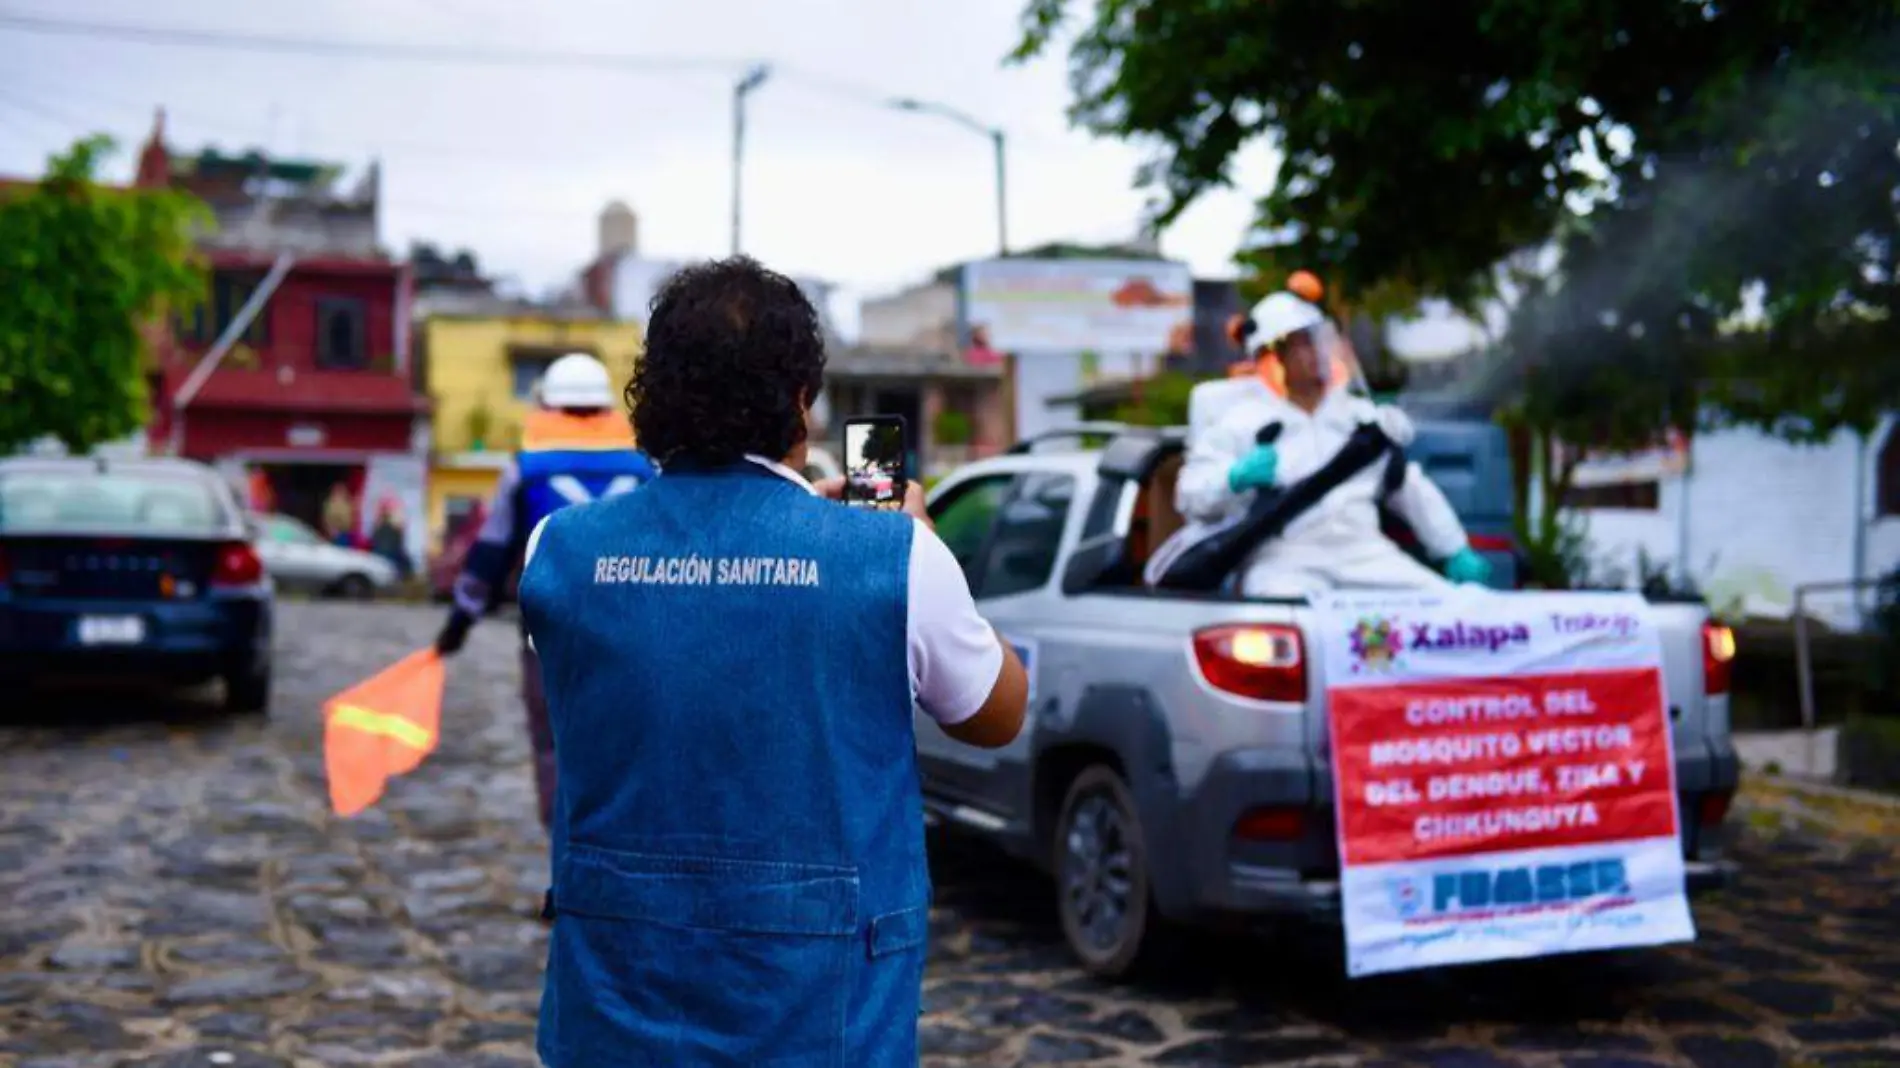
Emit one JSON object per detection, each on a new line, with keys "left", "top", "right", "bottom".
{"left": 1348, "top": 616, "right": 1404, "bottom": 672}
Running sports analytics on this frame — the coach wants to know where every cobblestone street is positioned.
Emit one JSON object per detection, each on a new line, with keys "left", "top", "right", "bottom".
{"left": 3, "top": 601, "right": 1899, "bottom": 1067}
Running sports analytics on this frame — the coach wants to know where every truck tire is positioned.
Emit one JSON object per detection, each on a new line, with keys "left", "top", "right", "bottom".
{"left": 1053, "top": 765, "right": 1166, "bottom": 978}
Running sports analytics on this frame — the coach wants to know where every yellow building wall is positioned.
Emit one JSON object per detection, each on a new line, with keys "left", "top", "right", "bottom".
{"left": 421, "top": 316, "right": 641, "bottom": 550}
{"left": 422, "top": 316, "right": 643, "bottom": 455}
{"left": 424, "top": 466, "right": 501, "bottom": 554}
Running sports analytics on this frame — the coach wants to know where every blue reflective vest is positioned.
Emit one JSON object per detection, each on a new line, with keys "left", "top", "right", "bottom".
{"left": 517, "top": 448, "right": 656, "bottom": 531}
{"left": 519, "top": 462, "right": 929, "bottom": 1067}
{"left": 514, "top": 411, "right": 656, "bottom": 532}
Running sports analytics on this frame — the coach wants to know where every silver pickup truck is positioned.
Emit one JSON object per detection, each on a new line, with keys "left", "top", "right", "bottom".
{"left": 917, "top": 423, "right": 1741, "bottom": 977}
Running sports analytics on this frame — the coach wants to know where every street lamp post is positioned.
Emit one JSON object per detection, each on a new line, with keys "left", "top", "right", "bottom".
{"left": 889, "top": 97, "right": 1008, "bottom": 257}
{"left": 732, "top": 63, "right": 771, "bottom": 256}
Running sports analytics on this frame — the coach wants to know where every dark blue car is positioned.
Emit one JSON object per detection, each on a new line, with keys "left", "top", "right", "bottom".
{"left": 0, "top": 456, "right": 275, "bottom": 714}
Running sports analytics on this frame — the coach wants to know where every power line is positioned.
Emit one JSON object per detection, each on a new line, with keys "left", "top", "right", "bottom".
{"left": 0, "top": 12, "right": 749, "bottom": 74}
{"left": 0, "top": 86, "right": 105, "bottom": 140}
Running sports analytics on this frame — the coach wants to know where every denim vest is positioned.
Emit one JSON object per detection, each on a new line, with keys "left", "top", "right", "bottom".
{"left": 516, "top": 447, "right": 657, "bottom": 532}
{"left": 519, "top": 463, "right": 930, "bottom": 1067}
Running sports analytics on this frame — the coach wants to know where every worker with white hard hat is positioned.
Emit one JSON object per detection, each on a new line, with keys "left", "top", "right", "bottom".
{"left": 1154, "top": 280, "right": 1491, "bottom": 596}
{"left": 433, "top": 352, "right": 657, "bottom": 831}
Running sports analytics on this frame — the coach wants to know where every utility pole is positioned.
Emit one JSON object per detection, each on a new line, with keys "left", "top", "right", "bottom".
{"left": 990, "top": 128, "right": 1008, "bottom": 257}
{"left": 731, "top": 64, "right": 770, "bottom": 256}
{"left": 889, "top": 97, "right": 1008, "bottom": 257}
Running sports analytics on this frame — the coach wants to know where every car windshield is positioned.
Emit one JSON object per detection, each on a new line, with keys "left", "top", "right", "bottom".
{"left": 263, "top": 516, "right": 323, "bottom": 545}
{"left": 0, "top": 468, "right": 230, "bottom": 535}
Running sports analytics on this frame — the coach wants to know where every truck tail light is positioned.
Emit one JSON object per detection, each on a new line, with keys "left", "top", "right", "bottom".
{"left": 212, "top": 542, "right": 263, "bottom": 588}
{"left": 1468, "top": 533, "right": 1516, "bottom": 553}
{"left": 1698, "top": 789, "right": 1734, "bottom": 827}
{"left": 1234, "top": 806, "right": 1305, "bottom": 841}
{"left": 1192, "top": 624, "right": 1305, "bottom": 702}
{"left": 1702, "top": 622, "right": 1735, "bottom": 696}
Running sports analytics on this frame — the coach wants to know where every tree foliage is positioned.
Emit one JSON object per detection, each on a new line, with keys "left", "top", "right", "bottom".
{"left": 1016, "top": 0, "right": 1900, "bottom": 442}
{"left": 857, "top": 422, "right": 907, "bottom": 470}
{"left": 0, "top": 136, "right": 207, "bottom": 455}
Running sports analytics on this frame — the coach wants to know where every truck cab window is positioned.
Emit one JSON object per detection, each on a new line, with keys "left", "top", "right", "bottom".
{"left": 975, "top": 473, "right": 1074, "bottom": 598}
{"left": 929, "top": 475, "right": 1013, "bottom": 578}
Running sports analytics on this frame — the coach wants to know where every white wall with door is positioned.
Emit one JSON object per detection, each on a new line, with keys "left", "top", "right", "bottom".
{"left": 1566, "top": 417, "right": 1900, "bottom": 630}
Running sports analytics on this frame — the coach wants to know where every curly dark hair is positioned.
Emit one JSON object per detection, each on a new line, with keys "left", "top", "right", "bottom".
{"left": 626, "top": 256, "right": 827, "bottom": 467}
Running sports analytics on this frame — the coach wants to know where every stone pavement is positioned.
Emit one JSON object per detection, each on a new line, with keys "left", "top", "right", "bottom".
{"left": 0, "top": 601, "right": 1895, "bottom": 1067}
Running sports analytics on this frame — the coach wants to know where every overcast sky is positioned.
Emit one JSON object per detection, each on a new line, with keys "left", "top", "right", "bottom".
{"left": 1, "top": 0, "right": 1485, "bottom": 353}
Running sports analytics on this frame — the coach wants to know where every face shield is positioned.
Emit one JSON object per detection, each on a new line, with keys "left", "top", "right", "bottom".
{"left": 1258, "top": 320, "right": 1364, "bottom": 398}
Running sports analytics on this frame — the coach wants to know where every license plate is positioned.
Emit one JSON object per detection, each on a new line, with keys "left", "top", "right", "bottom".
{"left": 76, "top": 616, "right": 145, "bottom": 646}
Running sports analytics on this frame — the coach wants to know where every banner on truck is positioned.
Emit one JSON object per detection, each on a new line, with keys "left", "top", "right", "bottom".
{"left": 1314, "top": 589, "right": 1692, "bottom": 978}
{"left": 962, "top": 258, "right": 1193, "bottom": 355}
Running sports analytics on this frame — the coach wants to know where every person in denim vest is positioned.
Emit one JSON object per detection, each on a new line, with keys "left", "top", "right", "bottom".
{"left": 517, "top": 257, "right": 1029, "bottom": 1067}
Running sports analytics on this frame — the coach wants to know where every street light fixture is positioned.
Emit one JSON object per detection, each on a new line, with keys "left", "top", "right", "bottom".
{"left": 888, "top": 96, "right": 1008, "bottom": 257}
{"left": 731, "top": 63, "right": 771, "bottom": 256}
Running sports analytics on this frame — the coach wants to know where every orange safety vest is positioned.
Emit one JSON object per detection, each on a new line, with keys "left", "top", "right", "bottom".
{"left": 520, "top": 408, "right": 636, "bottom": 452}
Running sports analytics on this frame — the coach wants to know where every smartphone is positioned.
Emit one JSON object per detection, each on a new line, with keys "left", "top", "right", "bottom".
{"left": 842, "top": 415, "right": 911, "bottom": 511}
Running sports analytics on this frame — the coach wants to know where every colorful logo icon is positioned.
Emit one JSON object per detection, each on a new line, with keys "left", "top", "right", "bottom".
{"left": 1387, "top": 875, "right": 1425, "bottom": 920}
{"left": 1349, "top": 616, "right": 1403, "bottom": 672}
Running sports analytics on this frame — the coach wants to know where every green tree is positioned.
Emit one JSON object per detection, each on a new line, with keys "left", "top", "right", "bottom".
{"left": 1112, "top": 369, "right": 1199, "bottom": 427}
{"left": 1014, "top": 1, "right": 1900, "bottom": 443}
{"left": 0, "top": 135, "right": 208, "bottom": 455}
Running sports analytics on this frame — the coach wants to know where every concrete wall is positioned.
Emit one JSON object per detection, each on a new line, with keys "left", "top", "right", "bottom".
{"left": 1570, "top": 419, "right": 1900, "bottom": 630}
{"left": 859, "top": 281, "right": 958, "bottom": 351}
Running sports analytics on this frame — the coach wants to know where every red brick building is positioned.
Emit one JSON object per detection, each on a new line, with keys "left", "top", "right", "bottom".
{"left": 135, "top": 111, "right": 428, "bottom": 554}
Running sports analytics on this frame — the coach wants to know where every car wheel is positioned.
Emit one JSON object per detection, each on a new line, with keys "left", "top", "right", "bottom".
{"left": 334, "top": 573, "right": 374, "bottom": 600}
{"left": 1054, "top": 765, "right": 1165, "bottom": 978}
{"left": 223, "top": 663, "right": 271, "bottom": 716}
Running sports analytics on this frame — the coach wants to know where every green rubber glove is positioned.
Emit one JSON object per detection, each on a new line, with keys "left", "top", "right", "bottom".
{"left": 1226, "top": 445, "right": 1280, "bottom": 493}
{"left": 1444, "top": 547, "right": 1493, "bottom": 585}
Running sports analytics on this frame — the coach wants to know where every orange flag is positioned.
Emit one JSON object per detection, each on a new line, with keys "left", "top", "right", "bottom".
{"left": 323, "top": 649, "right": 445, "bottom": 817}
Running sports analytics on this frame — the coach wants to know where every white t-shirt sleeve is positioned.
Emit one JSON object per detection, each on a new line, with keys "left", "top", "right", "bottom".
{"left": 906, "top": 519, "right": 1005, "bottom": 726}
{"left": 523, "top": 515, "right": 551, "bottom": 568}
{"left": 522, "top": 516, "right": 551, "bottom": 653}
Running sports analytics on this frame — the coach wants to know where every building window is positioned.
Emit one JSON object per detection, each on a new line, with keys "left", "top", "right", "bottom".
{"left": 315, "top": 298, "right": 369, "bottom": 370}
{"left": 511, "top": 357, "right": 555, "bottom": 400}
{"left": 1878, "top": 424, "right": 1900, "bottom": 518}
{"left": 508, "top": 345, "right": 594, "bottom": 401}
{"left": 1563, "top": 480, "right": 1661, "bottom": 511}
{"left": 178, "top": 270, "right": 271, "bottom": 346}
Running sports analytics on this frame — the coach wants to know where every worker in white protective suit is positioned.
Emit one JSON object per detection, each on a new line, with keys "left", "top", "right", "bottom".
{"left": 1170, "top": 291, "right": 1494, "bottom": 598}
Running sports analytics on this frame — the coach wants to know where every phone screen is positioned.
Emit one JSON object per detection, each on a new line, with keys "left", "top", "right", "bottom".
{"left": 843, "top": 417, "right": 909, "bottom": 511}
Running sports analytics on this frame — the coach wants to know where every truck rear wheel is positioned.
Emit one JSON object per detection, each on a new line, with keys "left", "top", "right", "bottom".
{"left": 1053, "top": 765, "right": 1164, "bottom": 978}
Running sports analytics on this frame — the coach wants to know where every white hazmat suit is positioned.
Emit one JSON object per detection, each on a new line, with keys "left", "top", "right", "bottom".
{"left": 1174, "top": 386, "right": 1468, "bottom": 597}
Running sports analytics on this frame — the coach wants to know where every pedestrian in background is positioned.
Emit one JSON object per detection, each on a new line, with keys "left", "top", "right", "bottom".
{"left": 517, "top": 256, "right": 1028, "bottom": 1066}
{"left": 432, "top": 353, "right": 656, "bottom": 829}
{"left": 369, "top": 496, "right": 412, "bottom": 580}
{"left": 322, "top": 482, "right": 356, "bottom": 547}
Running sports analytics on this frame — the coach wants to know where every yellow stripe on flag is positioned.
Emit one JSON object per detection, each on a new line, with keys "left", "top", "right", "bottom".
{"left": 330, "top": 703, "right": 434, "bottom": 750}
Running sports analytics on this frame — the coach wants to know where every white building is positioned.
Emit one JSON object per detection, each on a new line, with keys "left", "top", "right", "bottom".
{"left": 1565, "top": 419, "right": 1900, "bottom": 630}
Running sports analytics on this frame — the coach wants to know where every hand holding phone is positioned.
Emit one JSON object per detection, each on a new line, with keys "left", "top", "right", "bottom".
{"left": 842, "top": 416, "right": 911, "bottom": 512}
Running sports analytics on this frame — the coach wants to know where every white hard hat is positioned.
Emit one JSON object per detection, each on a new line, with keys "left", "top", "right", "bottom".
{"left": 1241, "top": 291, "right": 1326, "bottom": 351}
{"left": 537, "top": 353, "right": 614, "bottom": 409}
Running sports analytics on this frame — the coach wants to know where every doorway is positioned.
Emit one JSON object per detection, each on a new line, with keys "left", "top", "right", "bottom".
{"left": 266, "top": 463, "right": 363, "bottom": 537}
